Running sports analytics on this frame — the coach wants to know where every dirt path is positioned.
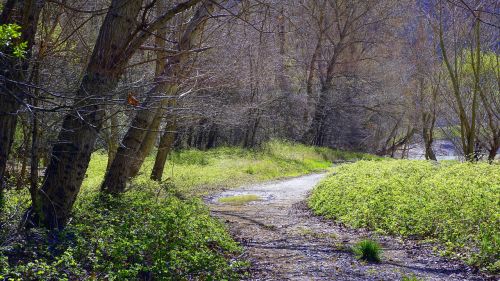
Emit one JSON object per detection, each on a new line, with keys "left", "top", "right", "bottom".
{"left": 208, "top": 173, "right": 490, "bottom": 281}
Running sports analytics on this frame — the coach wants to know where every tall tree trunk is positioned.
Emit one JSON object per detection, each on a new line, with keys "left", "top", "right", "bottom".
{"left": 304, "top": 29, "right": 345, "bottom": 146}
{"left": 438, "top": 6, "right": 479, "bottom": 161}
{"left": 150, "top": 109, "right": 177, "bottom": 181}
{"left": 33, "top": 0, "right": 202, "bottom": 228}
{"left": 29, "top": 60, "right": 41, "bottom": 216}
{"left": 304, "top": 1, "right": 326, "bottom": 126}
{"left": 0, "top": 0, "right": 45, "bottom": 207}
{"left": 420, "top": 80, "right": 438, "bottom": 161}
{"left": 126, "top": 2, "right": 170, "bottom": 176}
{"left": 32, "top": 0, "right": 144, "bottom": 228}
{"left": 206, "top": 123, "right": 218, "bottom": 149}
{"left": 305, "top": 35, "right": 322, "bottom": 123}
{"left": 275, "top": 7, "right": 295, "bottom": 140}
{"left": 101, "top": 2, "right": 214, "bottom": 194}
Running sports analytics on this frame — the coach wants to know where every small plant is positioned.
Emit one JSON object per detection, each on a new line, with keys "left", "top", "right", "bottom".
{"left": 352, "top": 239, "right": 382, "bottom": 262}
{"left": 401, "top": 274, "right": 422, "bottom": 281}
{"left": 245, "top": 166, "right": 255, "bottom": 174}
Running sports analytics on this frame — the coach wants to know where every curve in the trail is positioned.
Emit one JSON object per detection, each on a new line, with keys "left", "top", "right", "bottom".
{"left": 209, "top": 173, "right": 488, "bottom": 281}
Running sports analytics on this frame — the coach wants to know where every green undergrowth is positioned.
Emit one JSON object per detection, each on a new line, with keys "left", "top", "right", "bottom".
{"left": 82, "top": 140, "right": 377, "bottom": 197}
{"left": 1, "top": 140, "right": 371, "bottom": 280}
{"left": 1, "top": 189, "right": 244, "bottom": 280}
{"left": 309, "top": 160, "right": 500, "bottom": 272}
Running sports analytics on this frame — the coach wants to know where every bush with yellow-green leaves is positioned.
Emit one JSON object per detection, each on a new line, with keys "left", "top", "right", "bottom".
{"left": 309, "top": 160, "right": 500, "bottom": 272}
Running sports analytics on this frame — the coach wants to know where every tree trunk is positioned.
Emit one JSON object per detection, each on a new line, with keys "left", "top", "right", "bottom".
{"left": 438, "top": 9, "right": 478, "bottom": 161}
{"left": 33, "top": 0, "right": 203, "bottom": 228}
{"left": 423, "top": 128, "right": 437, "bottom": 161}
{"left": 487, "top": 137, "right": 499, "bottom": 162}
{"left": 35, "top": 75, "right": 120, "bottom": 228}
{"left": 101, "top": 2, "right": 214, "bottom": 193}
{"left": 150, "top": 111, "right": 177, "bottom": 181}
{"left": 0, "top": 0, "right": 45, "bottom": 205}
{"left": 105, "top": 110, "right": 119, "bottom": 171}
{"left": 32, "top": 0, "right": 144, "bottom": 228}
{"left": 126, "top": 2, "right": 170, "bottom": 176}
{"left": 206, "top": 123, "right": 218, "bottom": 149}
{"left": 306, "top": 86, "right": 329, "bottom": 146}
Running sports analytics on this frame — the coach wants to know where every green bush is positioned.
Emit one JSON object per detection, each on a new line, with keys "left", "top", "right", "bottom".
{"left": 1, "top": 190, "right": 242, "bottom": 280}
{"left": 309, "top": 160, "right": 500, "bottom": 272}
{"left": 352, "top": 239, "right": 382, "bottom": 262}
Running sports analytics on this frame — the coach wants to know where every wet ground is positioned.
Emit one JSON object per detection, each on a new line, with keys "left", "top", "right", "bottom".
{"left": 207, "top": 174, "right": 492, "bottom": 281}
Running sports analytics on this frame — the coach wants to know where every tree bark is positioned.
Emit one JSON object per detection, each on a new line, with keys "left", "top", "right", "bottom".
{"left": 438, "top": 6, "right": 478, "bottom": 161}
{"left": 150, "top": 109, "right": 177, "bottom": 181}
{"left": 0, "top": 0, "right": 45, "bottom": 205}
{"left": 32, "top": 0, "right": 144, "bottom": 228}
{"left": 126, "top": 2, "right": 170, "bottom": 176}
{"left": 104, "top": 109, "right": 119, "bottom": 171}
{"left": 101, "top": 2, "right": 213, "bottom": 193}
{"left": 32, "top": 0, "right": 203, "bottom": 228}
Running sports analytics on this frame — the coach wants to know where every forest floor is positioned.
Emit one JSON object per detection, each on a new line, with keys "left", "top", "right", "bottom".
{"left": 207, "top": 173, "right": 491, "bottom": 281}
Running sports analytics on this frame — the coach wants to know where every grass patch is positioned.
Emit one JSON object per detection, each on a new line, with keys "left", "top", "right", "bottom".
{"left": 83, "top": 140, "right": 376, "bottom": 197}
{"left": 352, "top": 239, "right": 383, "bottom": 262}
{"left": 218, "top": 194, "right": 262, "bottom": 205}
{"left": 401, "top": 274, "right": 422, "bottom": 281}
{"left": 309, "top": 160, "right": 500, "bottom": 272}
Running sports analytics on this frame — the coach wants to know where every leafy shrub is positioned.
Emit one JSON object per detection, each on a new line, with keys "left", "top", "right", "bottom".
{"left": 1, "top": 191, "right": 242, "bottom": 280}
{"left": 309, "top": 160, "right": 500, "bottom": 272}
{"left": 0, "top": 24, "right": 27, "bottom": 57}
{"left": 352, "top": 239, "right": 382, "bottom": 262}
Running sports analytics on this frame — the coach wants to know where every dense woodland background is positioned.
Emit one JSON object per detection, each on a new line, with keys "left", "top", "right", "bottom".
{"left": 0, "top": 0, "right": 499, "bottom": 279}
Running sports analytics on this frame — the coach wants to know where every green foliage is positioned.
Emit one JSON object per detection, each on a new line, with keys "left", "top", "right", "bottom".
{"left": 2, "top": 140, "right": 368, "bottom": 280}
{"left": 401, "top": 274, "right": 422, "bottom": 281}
{"left": 309, "top": 160, "right": 500, "bottom": 272}
{"left": 0, "top": 24, "right": 27, "bottom": 58}
{"left": 352, "top": 239, "right": 382, "bottom": 262}
{"left": 1, "top": 190, "right": 242, "bottom": 280}
{"left": 84, "top": 140, "right": 374, "bottom": 197}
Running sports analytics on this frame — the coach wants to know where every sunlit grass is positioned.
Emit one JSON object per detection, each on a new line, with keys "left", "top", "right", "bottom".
{"left": 81, "top": 140, "right": 376, "bottom": 198}
{"left": 218, "top": 194, "right": 262, "bottom": 205}
{"left": 352, "top": 239, "right": 382, "bottom": 262}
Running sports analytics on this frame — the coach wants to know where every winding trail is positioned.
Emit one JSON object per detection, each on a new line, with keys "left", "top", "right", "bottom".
{"left": 208, "top": 173, "right": 490, "bottom": 281}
